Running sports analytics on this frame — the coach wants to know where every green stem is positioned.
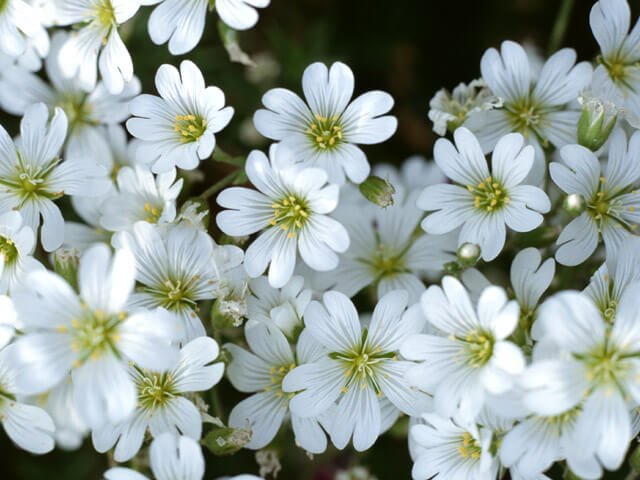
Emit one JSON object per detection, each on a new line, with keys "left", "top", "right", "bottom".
{"left": 200, "top": 170, "right": 244, "bottom": 199}
{"left": 625, "top": 471, "right": 640, "bottom": 480}
{"left": 212, "top": 147, "right": 245, "bottom": 167}
{"left": 547, "top": 0, "right": 575, "bottom": 55}
{"left": 209, "top": 326, "right": 225, "bottom": 421}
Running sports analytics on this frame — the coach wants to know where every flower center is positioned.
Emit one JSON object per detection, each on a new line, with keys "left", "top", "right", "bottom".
{"left": 66, "top": 309, "right": 126, "bottom": 365}
{"left": 174, "top": 115, "right": 207, "bottom": 143}
{"left": 462, "top": 329, "right": 494, "bottom": 368}
{"left": 586, "top": 177, "right": 638, "bottom": 232}
{"left": 581, "top": 342, "right": 631, "bottom": 390}
{"left": 263, "top": 363, "right": 296, "bottom": 401}
{"left": 143, "top": 202, "right": 163, "bottom": 223}
{"left": 56, "top": 94, "right": 93, "bottom": 128}
{"left": 0, "top": 236, "right": 18, "bottom": 265}
{"left": 370, "top": 246, "right": 406, "bottom": 278}
{"left": 457, "top": 432, "right": 482, "bottom": 459}
{"left": 143, "top": 277, "right": 199, "bottom": 311}
{"left": 0, "top": 0, "right": 8, "bottom": 14}
{"left": 307, "top": 114, "right": 344, "bottom": 150}
{"left": 136, "top": 371, "right": 176, "bottom": 410}
{"left": 269, "top": 194, "right": 310, "bottom": 238}
{"left": 467, "top": 176, "right": 510, "bottom": 212}
{"left": 505, "top": 98, "right": 545, "bottom": 137}
{"left": 329, "top": 329, "right": 396, "bottom": 396}
{"left": 93, "top": 0, "right": 116, "bottom": 27}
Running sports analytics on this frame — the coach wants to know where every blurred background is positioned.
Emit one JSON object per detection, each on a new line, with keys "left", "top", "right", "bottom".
{"left": 3, "top": 0, "right": 639, "bottom": 479}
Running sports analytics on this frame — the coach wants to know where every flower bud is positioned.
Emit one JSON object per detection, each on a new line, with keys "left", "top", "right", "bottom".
{"left": 54, "top": 248, "right": 80, "bottom": 292}
{"left": 577, "top": 97, "right": 617, "bottom": 151}
{"left": 203, "top": 426, "right": 251, "bottom": 455}
{"left": 359, "top": 176, "right": 395, "bottom": 208}
{"left": 457, "top": 242, "right": 481, "bottom": 267}
{"left": 563, "top": 194, "right": 585, "bottom": 216}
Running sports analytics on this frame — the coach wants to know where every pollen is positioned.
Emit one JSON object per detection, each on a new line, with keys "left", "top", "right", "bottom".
{"left": 174, "top": 113, "right": 207, "bottom": 143}
{"left": 308, "top": 114, "right": 344, "bottom": 150}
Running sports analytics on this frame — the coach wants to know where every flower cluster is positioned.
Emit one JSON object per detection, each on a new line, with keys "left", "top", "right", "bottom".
{"left": 0, "top": 1, "right": 639, "bottom": 480}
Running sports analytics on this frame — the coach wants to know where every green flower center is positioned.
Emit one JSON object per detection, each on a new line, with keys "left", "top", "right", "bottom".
{"left": 505, "top": 98, "right": 546, "bottom": 137}
{"left": 0, "top": 236, "right": 18, "bottom": 265}
{"left": 467, "top": 176, "right": 510, "bottom": 212}
{"left": 586, "top": 177, "right": 639, "bottom": 232}
{"left": 263, "top": 363, "right": 296, "bottom": 400}
{"left": 370, "top": 246, "right": 406, "bottom": 278}
{"left": 65, "top": 309, "right": 127, "bottom": 365}
{"left": 174, "top": 114, "right": 207, "bottom": 143}
{"left": 269, "top": 194, "right": 311, "bottom": 238}
{"left": 93, "top": 0, "right": 116, "bottom": 27}
{"left": 142, "top": 277, "right": 199, "bottom": 312}
{"left": 307, "top": 114, "right": 344, "bottom": 150}
{"left": 136, "top": 371, "right": 177, "bottom": 410}
{"left": 142, "top": 202, "right": 163, "bottom": 223}
{"left": 56, "top": 94, "right": 93, "bottom": 129}
{"left": 0, "top": 0, "right": 8, "bottom": 14}
{"left": 0, "top": 154, "right": 64, "bottom": 202}
{"left": 457, "top": 432, "right": 482, "bottom": 459}
{"left": 461, "top": 329, "right": 494, "bottom": 368}
{"left": 329, "top": 329, "right": 396, "bottom": 397}
{"left": 578, "top": 341, "right": 632, "bottom": 391}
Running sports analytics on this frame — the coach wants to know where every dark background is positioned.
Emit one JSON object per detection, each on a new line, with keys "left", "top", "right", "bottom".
{"left": 3, "top": 0, "right": 639, "bottom": 479}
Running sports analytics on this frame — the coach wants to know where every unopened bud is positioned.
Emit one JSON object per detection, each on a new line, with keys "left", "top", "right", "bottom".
{"left": 359, "top": 176, "right": 395, "bottom": 208}
{"left": 54, "top": 248, "right": 80, "bottom": 292}
{"left": 577, "top": 98, "right": 617, "bottom": 151}
{"left": 563, "top": 194, "right": 585, "bottom": 216}
{"left": 203, "top": 426, "right": 251, "bottom": 455}
{"left": 457, "top": 242, "right": 481, "bottom": 267}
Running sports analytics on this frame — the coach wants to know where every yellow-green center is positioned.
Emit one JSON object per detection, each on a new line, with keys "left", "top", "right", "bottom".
{"left": 269, "top": 194, "right": 311, "bottom": 238}
{"left": 458, "top": 432, "right": 482, "bottom": 459}
{"left": 462, "top": 329, "right": 494, "bottom": 368}
{"left": 136, "top": 371, "right": 177, "bottom": 410}
{"left": 174, "top": 114, "right": 207, "bottom": 143}
{"left": 307, "top": 114, "right": 344, "bottom": 150}
{"left": 467, "top": 176, "right": 510, "bottom": 212}
{"left": 0, "top": 236, "right": 18, "bottom": 265}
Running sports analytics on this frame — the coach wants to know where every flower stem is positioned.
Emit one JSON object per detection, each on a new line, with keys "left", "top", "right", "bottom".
{"left": 200, "top": 169, "right": 247, "bottom": 199}
{"left": 547, "top": 0, "right": 575, "bottom": 55}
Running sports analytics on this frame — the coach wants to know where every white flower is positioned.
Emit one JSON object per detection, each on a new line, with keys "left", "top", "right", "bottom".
{"left": 115, "top": 221, "right": 220, "bottom": 342}
{"left": 93, "top": 337, "right": 224, "bottom": 461}
{"left": 428, "top": 78, "right": 502, "bottom": 136}
{"left": 139, "top": 0, "right": 269, "bottom": 55}
{"left": 0, "top": 211, "right": 43, "bottom": 294}
{"left": 283, "top": 290, "right": 431, "bottom": 451}
{"left": 330, "top": 185, "right": 456, "bottom": 303}
{"left": 410, "top": 412, "right": 498, "bottom": 480}
{"left": 584, "top": 237, "right": 640, "bottom": 321}
{"left": 127, "top": 60, "right": 234, "bottom": 173}
{"left": 549, "top": 128, "right": 640, "bottom": 266}
{"left": 226, "top": 320, "right": 329, "bottom": 453}
{"left": 100, "top": 165, "right": 183, "bottom": 232}
{"left": 0, "top": 32, "right": 141, "bottom": 171}
{"left": 54, "top": 0, "right": 140, "bottom": 94}
{"left": 0, "top": 102, "right": 110, "bottom": 251}
{"left": 0, "top": 344, "right": 55, "bottom": 454}
{"left": 210, "top": 244, "right": 248, "bottom": 326}
{"left": 522, "top": 288, "right": 640, "bottom": 476}
{"left": 589, "top": 0, "right": 640, "bottom": 128}
{"left": 253, "top": 61, "right": 397, "bottom": 184}
{"left": 216, "top": 144, "right": 350, "bottom": 288}
{"left": 374, "top": 155, "right": 446, "bottom": 192}
{"left": 247, "top": 275, "right": 311, "bottom": 339}
{"left": 418, "top": 128, "right": 550, "bottom": 262}
{"left": 499, "top": 404, "right": 600, "bottom": 480}
{"left": 465, "top": 40, "right": 592, "bottom": 182}
{"left": 64, "top": 193, "right": 114, "bottom": 252}
{"left": 104, "top": 433, "right": 205, "bottom": 480}
{"left": 0, "top": 0, "right": 48, "bottom": 61}
{"left": 8, "top": 244, "right": 181, "bottom": 429}
{"left": 510, "top": 247, "right": 555, "bottom": 324}
{"left": 402, "top": 276, "right": 524, "bottom": 423}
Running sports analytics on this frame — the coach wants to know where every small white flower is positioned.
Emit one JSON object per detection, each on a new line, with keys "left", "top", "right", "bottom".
{"left": 0, "top": 343, "right": 55, "bottom": 454}
{"left": 583, "top": 237, "right": 640, "bottom": 321}
{"left": 139, "top": 0, "right": 269, "bottom": 55}
{"left": 54, "top": 0, "right": 140, "bottom": 94}
{"left": 465, "top": 40, "right": 592, "bottom": 182}
{"left": 247, "top": 275, "right": 311, "bottom": 339}
{"left": 0, "top": 32, "right": 141, "bottom": 171}
{"left": 0, "top": 211, "right": 43, "bottom": 294}
{"left": 93, "top": 337, "right": 224, "bottom": 461}
{"left": 283, "top": 290, "right": 431, "bottom": 451}
{"left": 402, "top": 276, "right": 524, "bottom": 423}
{"left": 522, "top": 289, "right": 640, "bottom": 476}
{"left": 0, "top": 102, "right": 110, "bottom": 251}
{"left": 0, "top": 0, "right": 49, "bottom": 61}
{"left": 428, "top": 78, "right": 502, "bottom": 136}
{"left": 549, "top": 128, "right": 640, "bottom": 266}
{"left": 9, "top": 244, "right": 181, "bottom": 429}
{"left": 589, "top": 0, "right": 640, "bottom": 128}
{"left": 104, "top": 433, "right": 205, "bottom": 480}
{"left": 216, "top": 144, "right": 350, "bottom": 288}
{"left": 127, "top": 60, "right": 234, "bottom": 173}
{"left": 253, "top": 61, "right": 397, "bottom": 184}
{"left": 510, "top": 247, "right": 555, "bottom": 323}
{"left": 100, "top": 165, "right": 183, "bottom": 232}
{"left": 226, "top": 320, "right": 329, "bottom": 453}
{"left": 410, "top": 412, "right": 498, "bottom": 480}
{"left": 115, "top": 221, "right": 220, "bottom": 342}
{"left": 64, "top": 193, "right": 114, "bottom": 252}
{"left": 418, "top": 128, "right": 550, "bottom": 261}
{"left": 330, "top": 184, "right": 456, "bottom": 303}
